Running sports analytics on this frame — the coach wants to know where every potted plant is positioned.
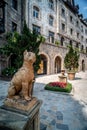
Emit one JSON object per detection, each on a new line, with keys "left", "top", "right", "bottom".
{"left": 64, "top": 46, "right": 79, "bottom": 80}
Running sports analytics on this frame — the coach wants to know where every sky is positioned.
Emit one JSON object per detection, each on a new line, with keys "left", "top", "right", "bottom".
{"left": 75, "top": 0, "right": 87, "bottom": 19}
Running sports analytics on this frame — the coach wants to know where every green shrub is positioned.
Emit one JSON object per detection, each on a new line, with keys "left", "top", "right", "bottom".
{"left": 44, "top": 82, "right": 72, "bottom": 93}
{"left": 2, "top": 67, "right": 17, "bottom": 77}
{"left": 55, "top": 40, "right": 60, "bottom": 46}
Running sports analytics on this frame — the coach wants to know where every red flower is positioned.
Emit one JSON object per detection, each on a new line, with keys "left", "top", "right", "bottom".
{"left": 49, "top": 82, "right": 67, "bottom": 88}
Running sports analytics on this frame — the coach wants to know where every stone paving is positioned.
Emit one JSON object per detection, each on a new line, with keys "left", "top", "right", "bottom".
{"left": 0, "top": 71, "right": 87, "bottom": 130}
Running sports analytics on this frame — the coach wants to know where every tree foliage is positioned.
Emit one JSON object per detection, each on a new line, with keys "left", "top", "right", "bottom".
{"left": 64, "top": 46, "right": 79, "bottom": 71}
{"left": 0, "top": 21, "right": 44, "bottom": 76}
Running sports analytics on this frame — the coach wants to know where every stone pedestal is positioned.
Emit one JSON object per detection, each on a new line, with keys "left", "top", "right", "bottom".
{"left": 58, "top": 75, "right": 67, "bottom": 83}
{"left": 0, "top": 97, "right": 42, "bottom": 130}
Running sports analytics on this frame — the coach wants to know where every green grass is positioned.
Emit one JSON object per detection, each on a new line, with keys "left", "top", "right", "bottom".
{"left": 44, "top": 82, "right": 72, "bottom": 93}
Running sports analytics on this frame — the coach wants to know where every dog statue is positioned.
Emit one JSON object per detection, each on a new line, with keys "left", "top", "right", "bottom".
{"left": 7, "top": 50, "right": 36, "bottom": 101}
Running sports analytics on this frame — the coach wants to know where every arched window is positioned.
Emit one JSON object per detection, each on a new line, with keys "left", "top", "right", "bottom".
{"left": 49, "top": 0, "right": 54, "bottom": 10}
{"left": 33, "top": 6, "right": 40, "bottom": 18}
{"left": 49, "top": 15, "right": 54, "bottom": 26}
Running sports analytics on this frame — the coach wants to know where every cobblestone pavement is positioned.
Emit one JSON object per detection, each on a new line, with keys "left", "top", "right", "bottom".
{"left": 0, "top": 71, "right": 87, "bottom": 130}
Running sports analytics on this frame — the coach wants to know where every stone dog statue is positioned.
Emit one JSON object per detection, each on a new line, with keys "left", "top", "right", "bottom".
{"left": 7, "top": 50, "right": 36, "bottom": 101}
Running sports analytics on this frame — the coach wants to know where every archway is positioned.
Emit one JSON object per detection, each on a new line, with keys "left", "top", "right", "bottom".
{"left": 55, "top": 56, "right": 61, "bottom": 73}
{"left": 37, "top": 54, "right": 47, "bottom": 75}
{"left": 9, "top": 54, "right": 17, "bottom": 67}
{"left": 82, "top": 59, "right": 85, "bottom": 71}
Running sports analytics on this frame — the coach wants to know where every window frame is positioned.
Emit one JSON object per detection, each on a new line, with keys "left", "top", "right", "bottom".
{"left": 49, "top": 31, "right": 54, "bottom": 43}
{"left": 61, "top": 8, "right": 65, "bottom": 18}
{"left": 12, "top": 21, "right": 17, "bottom": 32}
{"left": 70, "top": 28, "right": 73, "bottom": 35}
{"left": 49, "top": 0, "right": 54, "bottom": 10}
{"left": 12, "top": 0, "right": 17, "bottom": 10}
{"left": 49, "top": 15, "right": 54, "bottom": 26}
{"left": 32, "top": 24, "right": 41, "bottom": 34}
{"left": 85, "top": 29, "right": 87, "bottom": 35}
{"left": 0, "top": 1, "right": 5, "bottom": 33}
{"left": 33, "top": 6, "right": 40, "bottom": 19}
{"left": 61, "top": 23, "right": 65, "bottom": 32}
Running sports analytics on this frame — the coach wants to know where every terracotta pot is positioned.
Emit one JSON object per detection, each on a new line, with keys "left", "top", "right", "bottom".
{"left": 68, "top": 72, "right": 75, "bottom": 80}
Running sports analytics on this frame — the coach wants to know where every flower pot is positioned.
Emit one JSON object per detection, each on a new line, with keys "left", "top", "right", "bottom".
{"left": 68, "top": 72, "right": 75, "bottom": 80}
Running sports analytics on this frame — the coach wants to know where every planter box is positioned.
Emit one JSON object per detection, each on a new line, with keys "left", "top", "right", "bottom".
{"left": 68, "top": 72, "right": 75, "bottom": 80}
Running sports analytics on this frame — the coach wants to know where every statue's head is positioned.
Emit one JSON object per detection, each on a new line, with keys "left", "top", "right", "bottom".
{"left": 23, "top": 50, "right": 36, "bottom": 63}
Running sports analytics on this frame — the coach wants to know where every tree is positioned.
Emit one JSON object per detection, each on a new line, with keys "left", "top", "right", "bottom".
{"left": 0, "top": 21, "right": 44, "bottom": 76}
{"left": 64, "top": 46, "right": 79, "bottom": 71}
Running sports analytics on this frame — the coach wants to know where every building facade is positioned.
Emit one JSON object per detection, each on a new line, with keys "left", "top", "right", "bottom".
{"left": 0, "top": 0, "right": 25, "bottom": 75}
{"left": 0, "top": 0, "right": 87, "bottom": 75}
{"left": 25, "top": 0, "right": 87, "bottom": 74}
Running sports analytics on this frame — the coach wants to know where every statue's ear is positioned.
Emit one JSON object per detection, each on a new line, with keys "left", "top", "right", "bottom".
{"left": 23, "top": 50, "right": 27, "bottom": 55}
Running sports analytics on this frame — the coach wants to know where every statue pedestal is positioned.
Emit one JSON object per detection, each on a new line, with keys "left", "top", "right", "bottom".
{"left": 0, "top": 97, "right": 42, "bottom": 130}
{"left": 58, "top": 75, "right": 67, "bottom": 83}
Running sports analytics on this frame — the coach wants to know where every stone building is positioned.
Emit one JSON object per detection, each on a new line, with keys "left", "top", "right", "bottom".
{"left": 0, "top": 0, "right": 25, "bottom": 75}
{"left": 0, "top": 0, "right": 87, "bottom": 75}
{"left": 25, "top": 0, "right": 87, "bottom": 74}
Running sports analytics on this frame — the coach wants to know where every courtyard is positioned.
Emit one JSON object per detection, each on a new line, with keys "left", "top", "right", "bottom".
{"left": 0, "top": 71, "right": 87, "bottom": 130}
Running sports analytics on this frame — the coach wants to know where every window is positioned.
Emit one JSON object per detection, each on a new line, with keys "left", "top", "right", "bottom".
{"left": 49, "top": 0, "right": 54, "bottom": 10}
{"left": 49, "top": 15, "right": 53, "bottom": 26}
{"left": 70, "top": 40, "right": 72, "bottom": 46}
{"left": 33, "top": 24, "right": 41, "bottom": 34}
{"left": 81, "top": 36, "right": 83, "bottom": 42}
{"left": 85, "top": 29, "right": 87, "bottom": 35}
{"left": 33, "top": 6, "right": 39, "bottom": 19}
{"left": 76, "top": 43, "right": 79, "bottom": 48}
{"left": 61, "top": 37, "right": 64, "bottom": 46}
{"left": 12, "top": 22, "right": 17, "bottom": 32}
{"left": 0, "top": 8, "right": 3, "bottom": 19}
{"left": 76, "top": 21, "right": 79, "bottom": 27}
{"left": 61, "top": 23, "right": 65, "bottom": 32}
{"left": 77, "top": 32, "right": 79, "bottom": 38}
{"left": 12, "top": 0, "right": 17, "bottom": 10}
{"left": 86, "top": 47, "right": 87, "bottom": 53}
{"left": 49, "top": 31, "right": 54, "bottom": 43}
{"left": 81, "top": 25, "right": 83, "bottom": 32}
{"left": 61, "top": 8, "right": 65, "bottom": 17}
{"left": 86, "top": 39, "right": 87, "bottom": 44}
{"left": 81, "top": 45, "right": 84, "bottom": 51}
{"left": 70, "top": 16, "right": 73, "bottom": 23}
{"left": 0, "top": 1, "right": 5, "bottom": 33}
{"left": 70, "top": 28, "right": 73, "bottom": 35}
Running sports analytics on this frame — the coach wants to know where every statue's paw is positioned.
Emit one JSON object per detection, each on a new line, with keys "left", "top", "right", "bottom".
{"left": 25, "top": 96, "right": 31, "bottom": 101}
